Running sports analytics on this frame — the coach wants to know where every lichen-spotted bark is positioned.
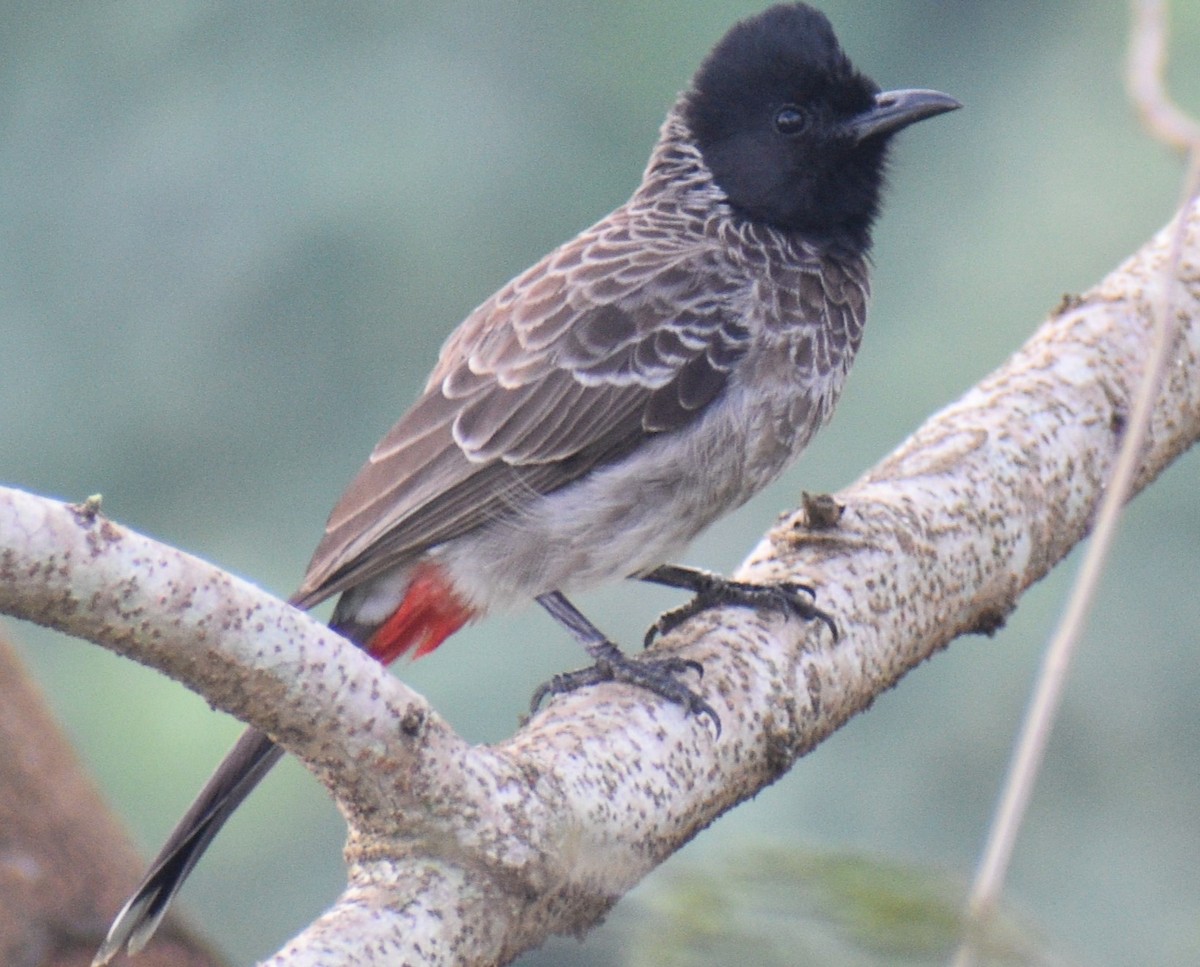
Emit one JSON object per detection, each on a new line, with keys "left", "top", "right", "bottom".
{"left": 0, "top": 205, "right": 1197, "bottom": 965}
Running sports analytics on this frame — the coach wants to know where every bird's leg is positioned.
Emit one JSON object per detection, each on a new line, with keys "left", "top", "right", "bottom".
{"left": 638, "top": 564, "right": 837, "bottom": 647}
{"left": 532, "top": 590, "right": 719, "bottom": 733}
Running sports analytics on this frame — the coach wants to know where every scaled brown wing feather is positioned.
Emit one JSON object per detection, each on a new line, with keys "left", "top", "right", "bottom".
{"left": 291, "top": 215, "right": 751, "bottom": 609}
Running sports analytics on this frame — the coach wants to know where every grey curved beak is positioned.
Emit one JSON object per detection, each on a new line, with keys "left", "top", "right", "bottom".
{"left": 847, "top": 88, "right": 961, "bottom": 143}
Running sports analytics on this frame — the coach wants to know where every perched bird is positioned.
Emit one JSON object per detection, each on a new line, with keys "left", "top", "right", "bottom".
{"left": 95, "top": 4, "right": 958, "bottom": 962}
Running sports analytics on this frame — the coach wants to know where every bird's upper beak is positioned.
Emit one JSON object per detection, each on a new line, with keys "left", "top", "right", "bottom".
{"left": 846, "top": 88, "right": 961, "bottom": 143}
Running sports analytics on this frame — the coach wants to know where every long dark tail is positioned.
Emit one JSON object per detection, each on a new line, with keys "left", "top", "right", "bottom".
{"left": 92, "top": 727, "right": 284, "bottom": 965}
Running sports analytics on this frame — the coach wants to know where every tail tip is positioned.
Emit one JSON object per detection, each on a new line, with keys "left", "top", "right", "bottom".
{"left": 93, "top": 893, "right": 166, "bottom": 965}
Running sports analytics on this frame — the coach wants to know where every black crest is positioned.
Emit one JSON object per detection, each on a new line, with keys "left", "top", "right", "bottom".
{"left": 684, "top": 3, "right": 887, "bottom": 247}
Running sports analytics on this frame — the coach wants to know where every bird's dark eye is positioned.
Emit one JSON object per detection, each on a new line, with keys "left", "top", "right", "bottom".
{"left": 773, "top": 105, "right": 808, "bottom": 135}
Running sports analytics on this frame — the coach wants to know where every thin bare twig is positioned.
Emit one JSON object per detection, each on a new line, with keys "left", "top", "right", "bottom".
{"left": 1128, "top": 0, "right": 1200, "bottom": 149}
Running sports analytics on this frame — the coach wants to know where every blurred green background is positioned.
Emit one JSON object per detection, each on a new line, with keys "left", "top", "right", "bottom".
{"left": 4, "top": 1, "right": 1199, "bottom": 964}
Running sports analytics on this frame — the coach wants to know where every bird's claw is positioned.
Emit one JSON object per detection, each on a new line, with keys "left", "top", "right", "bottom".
{"left": 644, "top": 578, "right": 837, "bottom": 648}
{"left": 531, "top": 648, "right": 720, "bottom": 736}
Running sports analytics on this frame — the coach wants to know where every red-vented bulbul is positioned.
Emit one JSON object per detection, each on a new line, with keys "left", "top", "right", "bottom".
{"left": 96, "top": 4, "right": 958, "bottom": 961}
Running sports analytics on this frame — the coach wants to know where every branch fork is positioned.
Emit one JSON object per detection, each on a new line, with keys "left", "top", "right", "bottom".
{"left": 1, "top": 203, "right": 1198, "bottom": 964}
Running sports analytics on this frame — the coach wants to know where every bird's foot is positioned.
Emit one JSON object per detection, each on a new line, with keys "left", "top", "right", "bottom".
{"left": 641, "top": 565, "right": 837, "bottom": 648}
{"left": 530, "top": 638, "right": 720, "bottom": 735}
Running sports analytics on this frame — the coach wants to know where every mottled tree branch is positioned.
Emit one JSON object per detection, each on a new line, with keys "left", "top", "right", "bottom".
{"left": 1, "top": 201, "right": 1197, "bottom": 965}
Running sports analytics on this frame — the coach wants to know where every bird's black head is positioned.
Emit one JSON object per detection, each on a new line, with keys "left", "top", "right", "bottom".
{"left": 684, "top": 3, "right": 958, "bottom": 249}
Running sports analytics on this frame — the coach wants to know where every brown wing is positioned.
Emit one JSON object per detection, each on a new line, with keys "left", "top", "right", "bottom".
{"left": 291, "top": 208, "right": 752, "bottom": 609}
